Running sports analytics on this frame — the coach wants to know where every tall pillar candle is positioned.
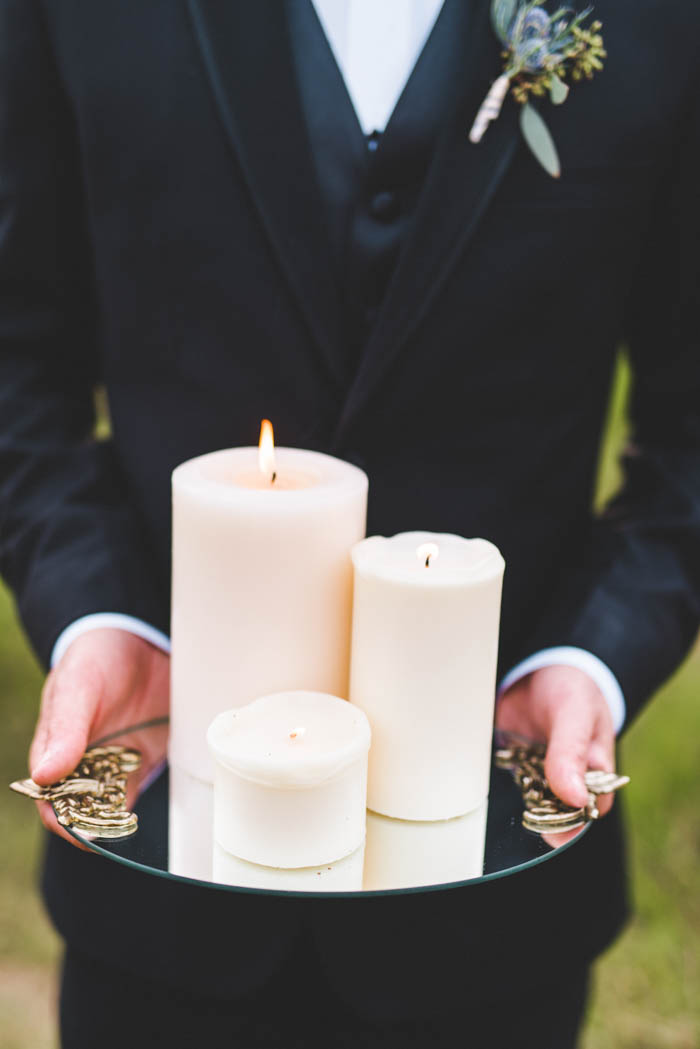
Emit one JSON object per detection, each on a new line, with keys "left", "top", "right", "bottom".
{"left": 170, "top": 434, "right": 367, "bottom": 781}
{"left": 350, "top": 532, "right": 505, "bottom": 820}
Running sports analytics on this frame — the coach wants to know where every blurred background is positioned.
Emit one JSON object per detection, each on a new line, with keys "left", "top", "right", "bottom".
{"left": 1, "top": 357, "right": 698, "bottom": 1049}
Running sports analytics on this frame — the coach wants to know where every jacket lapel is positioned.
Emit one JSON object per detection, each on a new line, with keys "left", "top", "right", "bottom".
{"left": 332, "top": 1, "right": 521, "bottom": 445}
{"left": 187, "top": 0, "right": 346, "bottom": 389}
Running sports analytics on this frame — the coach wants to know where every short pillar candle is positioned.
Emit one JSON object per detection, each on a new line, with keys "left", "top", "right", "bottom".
{"left": 350, "top": 531, "right": 505, "bottom": 820}
{"left": 207, "top": 691, "right": 371, "bottom": 868}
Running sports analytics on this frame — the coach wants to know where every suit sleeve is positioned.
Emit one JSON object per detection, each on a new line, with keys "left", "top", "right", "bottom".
{"left": 0, "top": 0, "right": 168, "bottom": 668}
{"left": 518, "top": 79, "right": 700, "bottom": 726}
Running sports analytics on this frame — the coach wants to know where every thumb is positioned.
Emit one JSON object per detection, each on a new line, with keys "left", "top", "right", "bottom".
{"left": 30, "top": 659, "right": 103, "bottom": 785}
{"left": 544, "top": 700, "right": 595, "bottom": 810}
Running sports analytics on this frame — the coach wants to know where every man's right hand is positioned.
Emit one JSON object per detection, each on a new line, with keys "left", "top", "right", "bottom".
{"left": 29, "top": 629, "right": 170, "bottom": 846}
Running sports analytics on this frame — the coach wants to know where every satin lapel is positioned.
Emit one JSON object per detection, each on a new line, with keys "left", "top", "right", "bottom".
{"left": 332, "top": 1, "right": 521, "bottom": 445}
{"left": 187, "top": 0, "right": 345, "bottom": 388}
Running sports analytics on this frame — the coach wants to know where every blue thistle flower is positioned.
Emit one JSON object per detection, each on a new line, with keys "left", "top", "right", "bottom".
{"left": 510, "top": 7, "right": 552, "bottom": 71}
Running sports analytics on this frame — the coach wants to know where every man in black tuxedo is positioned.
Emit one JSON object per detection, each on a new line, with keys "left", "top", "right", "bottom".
{"left": 1, "top": 1, "right": 699, "bottom": 1046}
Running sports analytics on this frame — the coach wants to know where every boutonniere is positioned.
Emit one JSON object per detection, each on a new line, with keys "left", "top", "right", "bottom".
{"left": 469, "top": 1, "right": 606, "bottom": 178}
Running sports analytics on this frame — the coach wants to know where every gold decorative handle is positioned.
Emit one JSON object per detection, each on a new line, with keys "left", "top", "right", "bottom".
{"left": 495, "top": 735, "right": 630, "bottom": 835}
{"left": 9, "top": 744, "right": 142, "bottom": 840}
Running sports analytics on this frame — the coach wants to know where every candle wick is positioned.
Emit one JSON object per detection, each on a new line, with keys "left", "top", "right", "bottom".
{"left": 416, "top": 542, "right": 439, "bottom": 568}
{"left": 271, "top": 471, "right": 277, "bottom": 485}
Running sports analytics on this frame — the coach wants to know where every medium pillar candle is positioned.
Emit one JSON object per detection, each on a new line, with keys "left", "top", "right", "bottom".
{"left": 350, "top": 532, "right": 505, "bottom": 820}
{"left": 171, "top": 439, "right": 367, "bottom": 781}
{"left": 207, "top": 691, "right": 371, "bottom": 868}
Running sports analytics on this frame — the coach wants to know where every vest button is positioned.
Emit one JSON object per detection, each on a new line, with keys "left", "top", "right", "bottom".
{"left": 369, "top": 190, "right": 399, "bottom": 221}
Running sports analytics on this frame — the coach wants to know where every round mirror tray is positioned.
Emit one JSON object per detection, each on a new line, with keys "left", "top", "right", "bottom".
{"left": 55, "top": 719, "right": 588, "bottom": 898}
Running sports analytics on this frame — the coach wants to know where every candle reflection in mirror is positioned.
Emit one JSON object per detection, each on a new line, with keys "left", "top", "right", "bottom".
{"left": 362, "top": 803, "right": 488, "bottom": 891}
{"left": 212, "top": 842, "right": 365, "bottom": 891}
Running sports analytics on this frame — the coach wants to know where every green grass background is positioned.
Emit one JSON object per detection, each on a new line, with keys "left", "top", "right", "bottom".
{"left": 0, "top": 357, "right": 698, "bottom": 1048}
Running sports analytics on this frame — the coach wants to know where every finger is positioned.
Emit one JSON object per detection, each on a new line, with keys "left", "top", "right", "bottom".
{"left": 35, "top": 801, "right": 91, "bottom": 852}
{"left": 495, "top": 680, "right": 541, "bottom": 740}
{"left": 544, "top": 700, "right": 595, "bottom": 809}
{"left": 30, "top": 661, "right": 103, "bottom": 785}
{"left": 29, "top": 672, "right": 56, "bottom": 772}
{"left": 587, "top": 738, "right": 615, "bottom": 817}
{"left": 592, "top": 791, "right": 614, "bottom": 818}
{"left": 587, "top": 739, "right": 613, "bottom": 773}
{"left": 541, "top": 825, "right": 587, "bottom": 850}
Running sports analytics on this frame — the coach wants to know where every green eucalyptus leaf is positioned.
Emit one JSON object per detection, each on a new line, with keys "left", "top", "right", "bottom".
{"left": 519, "top": 102, "right": 561, "bottom": 178}
{"left": 491, "top": 0, "right": 518, "bottom": 43}
{"left": 550, "top": 73, "right": 570, "bottom": 105}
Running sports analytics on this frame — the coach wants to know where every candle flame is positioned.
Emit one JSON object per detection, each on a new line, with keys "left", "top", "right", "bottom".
{"left": 289, "top": 726, "right": 306, "bottom": 741}
{"left": 416, "top": 542, "right": 439, "bottom": 568}
{"left": 258, "top": 419, "right": 276, "bottom": 483}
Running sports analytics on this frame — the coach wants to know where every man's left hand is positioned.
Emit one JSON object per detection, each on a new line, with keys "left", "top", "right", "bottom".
{"left": 496, "top": 665, "right": 616, "bottom": 818}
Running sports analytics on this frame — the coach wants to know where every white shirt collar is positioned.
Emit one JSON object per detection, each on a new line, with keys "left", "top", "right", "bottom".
{"left": 311, "top": 0, "right": 444, "bottom": 134}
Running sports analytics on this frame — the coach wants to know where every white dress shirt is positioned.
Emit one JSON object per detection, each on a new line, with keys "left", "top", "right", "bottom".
{"left": 50, "top": 0, "right": 626, "bottom": 733}
{"left": 311, "top": 0, "right": 444, "bottom": 134}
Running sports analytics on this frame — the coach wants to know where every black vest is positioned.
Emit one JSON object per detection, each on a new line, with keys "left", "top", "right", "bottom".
{"left": 287, "top": 0, "right": 470, "bottom": 370}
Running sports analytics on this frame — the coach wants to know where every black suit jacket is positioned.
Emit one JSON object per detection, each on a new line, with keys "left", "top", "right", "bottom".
{"left": 1, "top": 0, "right": 699, "bottom": 1019}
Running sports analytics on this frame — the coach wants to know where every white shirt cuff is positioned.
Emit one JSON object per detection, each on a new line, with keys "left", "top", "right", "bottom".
{"left": 50, "top": 613, "right": 171, "bottom": 668}
{"left": 498, "top": 645, "right": 626, "bottom": 735}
